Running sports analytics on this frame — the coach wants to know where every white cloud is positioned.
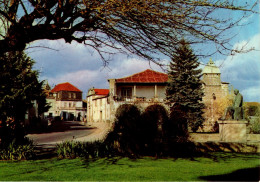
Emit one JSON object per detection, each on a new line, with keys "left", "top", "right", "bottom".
{"left": 27, "top": 30, "right": 259, "bottom": 102}
{"left": 215, "top": 33, "right": 260, "bottom": 102}
{"left": 106, "top": 58, "right": 166, "bottom": 79}
{"left": 44, "top": 69, "right": 101, "bottom": 92}
{"left": 241, "top": 86, "right": 260, "bottom": 102}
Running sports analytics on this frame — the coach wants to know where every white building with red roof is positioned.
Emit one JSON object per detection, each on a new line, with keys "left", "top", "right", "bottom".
{"left": 86, "top": 69, "right": 169, "bottom": 123}
{"left": 109, "top": 69, "right": 168, "bottom": 102}
{"left": 86, "top": 62, "right": 230, "bottom": 132}
{"left": 45, "top": 82, "right": 86, "bottom": 121}
{"left": 86, "top": 88, "right": 110, "bottom": 123}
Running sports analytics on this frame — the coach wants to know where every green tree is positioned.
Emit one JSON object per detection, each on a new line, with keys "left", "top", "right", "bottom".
{"left": 0, "top": 51, "right": 49, "bottom": 143}
{"left": 166, "top": 39, "right": 205, "bottom": 132}
{"left": 0, "top": 1, "right": 257, "bottom": 61}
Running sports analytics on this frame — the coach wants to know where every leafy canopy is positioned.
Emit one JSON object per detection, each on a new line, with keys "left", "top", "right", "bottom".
{"left": 0, "top": 51, "right": 48, "bottom": 123}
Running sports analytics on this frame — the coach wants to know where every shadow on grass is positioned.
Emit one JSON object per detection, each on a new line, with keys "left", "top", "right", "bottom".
{"left": 199, "top": 166, "right": 260, "bottom": 181}
{"left": 201, "top": 152, "right": 260, "bottom": 163}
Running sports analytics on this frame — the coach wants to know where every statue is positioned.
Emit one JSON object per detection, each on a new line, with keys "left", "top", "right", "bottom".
{"left": 220, "top": 89, "right": 244, "bottom": 120}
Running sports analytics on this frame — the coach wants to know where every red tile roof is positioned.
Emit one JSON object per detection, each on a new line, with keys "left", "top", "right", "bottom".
{"left": 94, "top": 89, "right": 109, "bottom": 96}
{"left": 51, "top": 82, "right": 82, "bottom": 92}
{"left": 116, "top": 69, "right": 168, "bottom": 83}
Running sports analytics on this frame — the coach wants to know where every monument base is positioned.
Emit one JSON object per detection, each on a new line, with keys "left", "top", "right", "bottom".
{"left": 217, "top": 120, "right": 248, "bottom": 142}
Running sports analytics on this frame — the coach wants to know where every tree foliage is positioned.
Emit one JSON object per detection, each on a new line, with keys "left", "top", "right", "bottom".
{"left": 0, "top": 51, "right": 49, "bottom": 143}
{"left": 166, "top": 39, "right": 205, "bottom": 132}
{"left": 0, "top": 0, "right": 258, "bottom": 63}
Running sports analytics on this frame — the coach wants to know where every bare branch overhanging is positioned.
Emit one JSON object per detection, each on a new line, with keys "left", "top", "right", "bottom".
{"left": 0, "top": 0, "right": 258, "bottom": 64}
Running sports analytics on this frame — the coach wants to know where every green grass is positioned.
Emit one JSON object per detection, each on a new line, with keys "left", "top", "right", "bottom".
{"left": 0, "top": 152, "right": 259, "bottom": 181}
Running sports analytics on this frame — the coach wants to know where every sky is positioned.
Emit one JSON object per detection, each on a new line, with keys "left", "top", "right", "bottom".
{"left": 27, "top": 8, "right": 260, "bottom": 102}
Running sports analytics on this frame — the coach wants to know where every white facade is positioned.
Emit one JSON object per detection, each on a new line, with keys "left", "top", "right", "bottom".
{"left": 44, "top": 82, "right": 86, "bottom": 121}
{"left": 45, "top": 97, "right": 86, "bottom": 121}
{"left": 86, "top": 88, "right": 110, "bottom": 123}
{"left": 86, "top": 70, "right": 169, "bottom": 123}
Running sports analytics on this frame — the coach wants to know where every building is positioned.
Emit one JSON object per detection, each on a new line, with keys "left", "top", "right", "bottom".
{"left": 201, "top": 59, "right": 230, "bottom": 131}
{"left": 44, "top": 82, "right": 86, "bottom": 121}
{"left": 86, "top": 88, "right": 110, "bottom": 123}
{"left": 86, "top": 69, "right": 169, "bottom": 123}
{"left": 87, "top": 60, "right": 230, "bottom": 132}
{"left": 202, "top": 59, "right": 229, "bottom": 103}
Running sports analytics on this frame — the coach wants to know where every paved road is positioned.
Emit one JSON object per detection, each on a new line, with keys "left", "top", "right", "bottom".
{"left": 27, "top": 121, "right": 96, "bottom": 145}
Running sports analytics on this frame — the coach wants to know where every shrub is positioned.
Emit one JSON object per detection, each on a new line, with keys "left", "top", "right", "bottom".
{"left": 245, "top": 105, "right": 260, "bottom": 117}
{"left": 141, "top": 104, "right": 169, "bottom": 156}
{"left": 105, "top": 104, "right": 143, "bottom": 157}
{"left": 244, "top": 103, "right": 260, "bottom": 134}
{"left": 0, "top": 138, "right": 35, "bottom": 160}
{"left": 56, "top": 141, "right": 116, "bottom": 159}
{"left": 248, "top": 116, "right": 260, "bottom": 134}
{"left": 168, "top": 104, "right": 189, "bottom": 143}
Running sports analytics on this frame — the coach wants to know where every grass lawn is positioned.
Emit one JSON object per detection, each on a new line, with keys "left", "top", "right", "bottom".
{"left": 0, "top": 152, "right": 259, "bottom": 181}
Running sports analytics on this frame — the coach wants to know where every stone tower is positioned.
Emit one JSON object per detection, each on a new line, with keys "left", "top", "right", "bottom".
{"left": 202, "top": 59, "right": 229, "bottom": 104}
{"left": 202, "top": 59, "right": 230, "bottom": 131}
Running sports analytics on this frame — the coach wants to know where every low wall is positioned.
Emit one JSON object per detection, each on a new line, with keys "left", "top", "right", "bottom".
{"left": 190, "top": 133, "right": 260, "bottom": 142}
{"left": 190, "top": 133, "right": 260, "bottom": 153}
{"left": 190, "top": 133, "right": 219, "bottom": 142}
{"left": 194, "top": 142, "right": 260, "bottom": 153}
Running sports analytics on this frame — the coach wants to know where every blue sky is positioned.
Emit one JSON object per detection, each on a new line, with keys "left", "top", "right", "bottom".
{"left": 27, "top": 8, "right": 260, "bottom": 102}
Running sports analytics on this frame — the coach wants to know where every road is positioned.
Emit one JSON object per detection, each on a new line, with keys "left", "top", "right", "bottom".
{"left": 27, "top": 121, "right": 96, "bottom": 145}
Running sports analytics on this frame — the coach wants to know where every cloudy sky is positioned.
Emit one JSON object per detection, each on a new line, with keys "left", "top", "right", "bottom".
{"left": 27, "top": 9, "right": 260, "bottom": 102}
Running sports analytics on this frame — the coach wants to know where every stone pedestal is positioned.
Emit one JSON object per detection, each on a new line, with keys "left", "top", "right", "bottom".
{"left": 218, "top": 120, "right": 248, "bottom": 142}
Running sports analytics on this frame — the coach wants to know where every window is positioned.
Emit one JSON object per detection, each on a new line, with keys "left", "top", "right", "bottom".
{"left": 73, "top": 93, "right": 76, "bottom": 99}
{"left": 68, "top": 92, "right": 71, "bottom": 98}
{"left": 121, "top": 88, "right": 132, "bottom": 99}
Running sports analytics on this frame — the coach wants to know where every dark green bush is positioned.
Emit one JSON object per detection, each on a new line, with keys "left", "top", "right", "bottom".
{"left": 168, "top": 104, "right": 189, "bottom": 142}
{"left": 141, "top": 104, "right": 169, "bottom": 156}
{"left": 105, "top": 104, "right": 143, "bottom": 157}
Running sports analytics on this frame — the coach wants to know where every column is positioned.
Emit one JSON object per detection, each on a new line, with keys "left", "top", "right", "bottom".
{"left": 133, "top": 85, "right": 136, "bottom": 99}
{"left": 155, "top": 84, "right": 158, "bottom": 98}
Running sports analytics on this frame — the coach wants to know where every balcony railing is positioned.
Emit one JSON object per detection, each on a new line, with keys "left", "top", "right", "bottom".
{"left": 57, "top": 107, "right": 87, "bottom": 111}
{"left": 114, "top": 96, "right": 165, "bottom": 103}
